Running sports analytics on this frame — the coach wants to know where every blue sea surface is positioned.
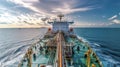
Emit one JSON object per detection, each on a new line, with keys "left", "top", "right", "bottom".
{"left": 0, "top": 28, "right": 120, "bottom": 67}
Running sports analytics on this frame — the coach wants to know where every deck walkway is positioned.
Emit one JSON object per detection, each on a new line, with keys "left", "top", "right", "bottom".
{"left": 56, "top": 32, "right": 65, "bottom": 67}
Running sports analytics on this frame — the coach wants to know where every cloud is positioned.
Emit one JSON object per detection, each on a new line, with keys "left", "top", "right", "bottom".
{"left": 7, "top": 0, "right": 54, "bottom": 16}
{"left": 108, "top": 13, "right": 120, "bottom": 24}
{"left": 108, "top": 15, "right": 117, "bottom": 20}
{"left": 0, "top": 22, "right": 9, "bottom": 24}
{"left": 112, "top": 19, "right": 120, "bottom": 24}
{"left": 0, "top": 0, "right": 97, "bottom": 28}
{"left": 52, "top": 6, "right": 94, "bottom": 14}
{"left": 23, "top": 21, "right": 34, "bottom": 25}
{"left": 39, "top": 0, "right": 95, "bottom": 14}
{"left": 0, "top": 13, "right": 16, "bottom": 24}
{"left": 7, "top": 0, "right": 96, "bottom": 15}
{"left": 0, "top": 12, "right": 43, "bottom": 25}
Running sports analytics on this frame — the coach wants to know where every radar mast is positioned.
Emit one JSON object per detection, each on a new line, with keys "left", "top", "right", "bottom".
{"left": 57, "top": 14, "right": 64, "bottom": 21}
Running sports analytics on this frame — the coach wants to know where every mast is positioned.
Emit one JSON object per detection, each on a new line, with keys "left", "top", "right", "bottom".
{"left": 57, "top": 14, "right": 64, "bottom": 21}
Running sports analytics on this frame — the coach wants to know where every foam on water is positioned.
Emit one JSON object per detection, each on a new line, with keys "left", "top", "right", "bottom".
{"left": 0, "top": 39, "right": 34, "bottom": 67}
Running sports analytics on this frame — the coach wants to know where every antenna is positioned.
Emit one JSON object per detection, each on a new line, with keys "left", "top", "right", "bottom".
{"left": 57, "top": 14, "right": 64, "bottom": 21}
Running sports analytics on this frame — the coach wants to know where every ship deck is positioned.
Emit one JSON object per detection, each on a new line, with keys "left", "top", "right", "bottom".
{"left": 66, "top": 36, "right": 102, "bottom": 67}
{"left": 18, "top": 32, "right": 103, "bottom": 67}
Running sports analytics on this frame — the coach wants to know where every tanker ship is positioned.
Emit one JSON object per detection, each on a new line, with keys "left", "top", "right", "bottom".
{"left": 18, "top": 14, "right": 103, "bottom": 67}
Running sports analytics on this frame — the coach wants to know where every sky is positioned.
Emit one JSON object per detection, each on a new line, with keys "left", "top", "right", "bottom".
{"left": 0, "top": 0, "right": 120, "bottom": 28}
